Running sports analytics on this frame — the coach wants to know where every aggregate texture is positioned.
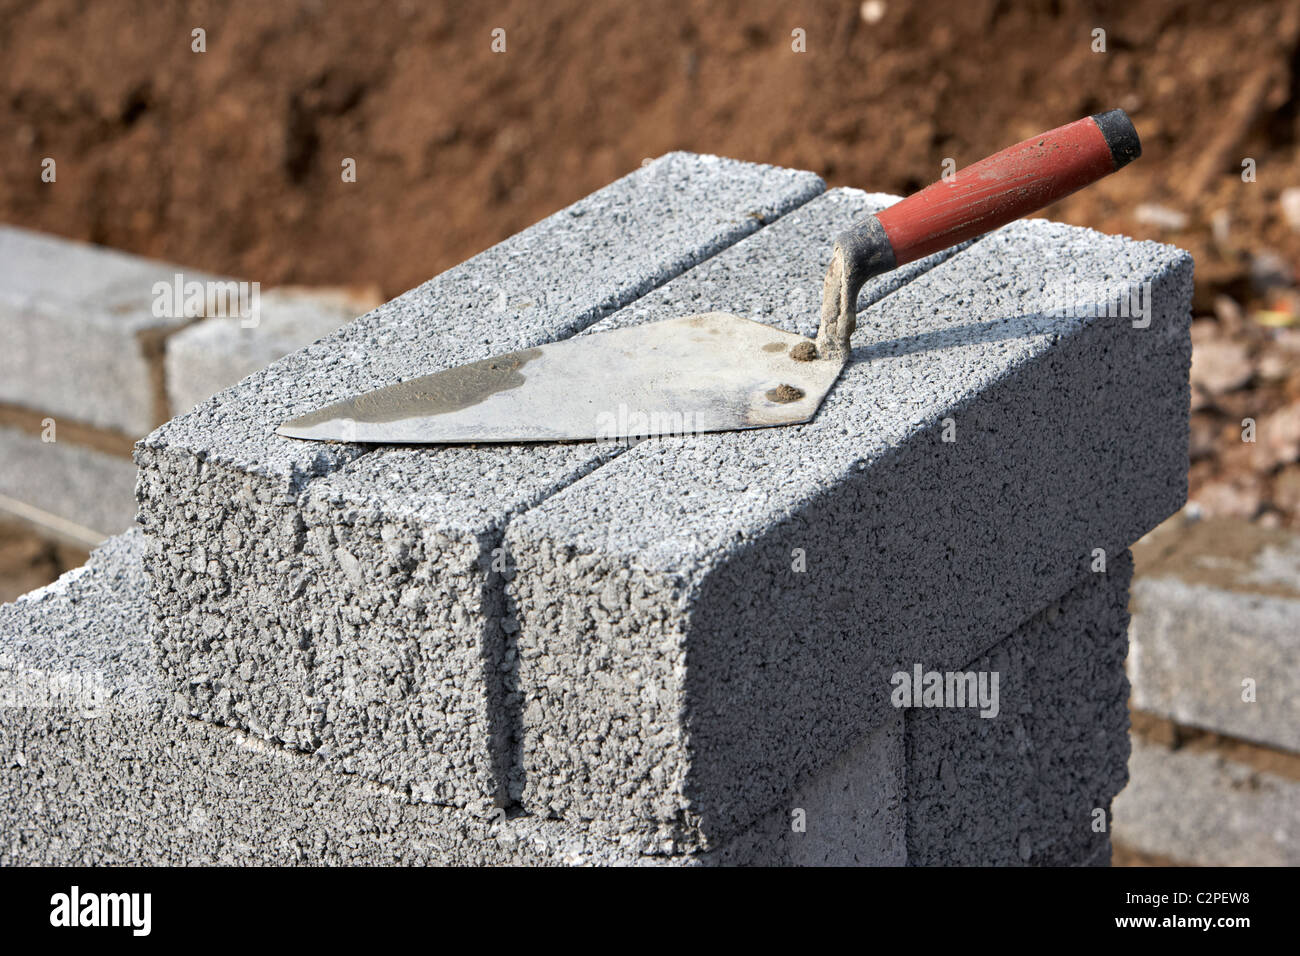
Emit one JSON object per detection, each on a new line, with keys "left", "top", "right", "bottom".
{"left": 135, "top": 154, "right": 826, "bottom": 818}
{"left": 505, "top": 214, "right": 1190, "bottom": 845}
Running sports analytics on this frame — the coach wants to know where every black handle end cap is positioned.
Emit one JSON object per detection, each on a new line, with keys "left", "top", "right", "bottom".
{"left": 1091, "top": 108, "right": 1141, "bottom": 170}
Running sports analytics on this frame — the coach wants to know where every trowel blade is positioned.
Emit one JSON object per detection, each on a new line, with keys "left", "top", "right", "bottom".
{"left": 276, "top": 312, "right": 845, "bottom": 444}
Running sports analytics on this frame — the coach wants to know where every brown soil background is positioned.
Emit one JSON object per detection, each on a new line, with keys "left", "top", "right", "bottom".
{"left": 2, "top": 0, "right": 1295, "bottom": 299}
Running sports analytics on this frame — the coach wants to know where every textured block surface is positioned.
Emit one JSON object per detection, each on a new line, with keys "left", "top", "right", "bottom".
{"left": 1129, "top": 516, "right": 1300, "bottom": 753}
{"left": 0, "top": 532, "right": 907, "bottom": 865}
{"left": 0, "top": 225, "right": 212, "bottom": 435}
{"left": 1113, "top": 736, "right": 1299, "bottom": 866}
{"left": 135, "top": 154, "right": 826, "bottom": 815}
{"left": 240, "top": 189, "right": 962, "bottom": 833}
{"left": 133, "top": 153, "right": 1189, "bottom": 853}
{"left": 0, "top": 425, "right": 137, "bottom": 541}
{"left": 2, "top": 532, "right": 1122, "bottom": 866}
{"left": 506, "top": 214, "right": 1191, "bottom": 845}
{"left": 906, "top": 553, "right": 1133, "bottom": 865}
{"left": 0, "top": 533, "right": 614, "bottom": 865}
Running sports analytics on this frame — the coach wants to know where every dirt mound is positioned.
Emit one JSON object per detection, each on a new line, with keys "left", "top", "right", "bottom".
{"left": 1, "top": 0, "right": 1294, "bottom": 296}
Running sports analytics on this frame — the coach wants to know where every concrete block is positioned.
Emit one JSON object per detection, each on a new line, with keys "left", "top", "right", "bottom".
{"left": 0, "top": 532, "right": 907, "bottom": 865}
{"left": 165, "top": 286, "right": 382, "bottom": 416}
{"left": 226, "top": 190, "right": 960, "bottom": 832}
{"left": 506, "top": 217, "right": 1190, "bottom": 845}
{"left": 0, "top": 226, "right": 221, "bottom": 435}
{"left": 0, "top": 425, "right": 137, "bottom": 544}
{"left": 2, "top": 532, "right": 1113, "bottom": 866}
{"left": 1113, "top": 735, "right": 1300, "bottom": 866}
{"left": 1129, "top": 516, "right": 1300, "bottom": 753}
{"left": 906, "top": 553, "right": 1133, "bottom": 866}
{"left": 135, "top": 154, "right": 826, "bottom": 815}
{"left": 0, "top": 532, "right": 614, "bottom": 864}
{"left": 707, "top": 715, "right": 906, "bottom": 866}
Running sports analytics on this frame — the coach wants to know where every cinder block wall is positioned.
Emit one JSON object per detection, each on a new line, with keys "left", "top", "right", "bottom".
{"left": 0, "top": 225, "right": 374, "bottom": 545}
{"left": 1113, "top": 514, "right": 1300, "bottom": 865}
{"left": 0, "top": 531, "right": 1132, "bottom": 865}
{"left": 3, "top": 154, "right": 1193, "bottom": 864}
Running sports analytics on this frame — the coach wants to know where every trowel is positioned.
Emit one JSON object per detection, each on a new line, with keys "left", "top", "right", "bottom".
{"left": 279, "top": 109, "right": 1140, "bottom": 444}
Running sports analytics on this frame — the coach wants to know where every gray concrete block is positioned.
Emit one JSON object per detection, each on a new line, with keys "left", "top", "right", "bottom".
{"left": 1112, "top": 735, "right": 1300, "bottom": 866}
{"left": 0, "top": 532, "right": 907, "bottom": 865}
{"left": 136, "top": 154, "right": 1189, "bottom": 852}
{"left": 505, "top": 215, "right": 1191, "bottom": 845}
{"left": 0, "top": 226, "right": 220, "bottom": 435}
{"left": 2, "top": 532, "right": 1118, "bottom": 866}
{"left": 165, "top": 287, "right": 381, "bottom": 417}
{"left": 141, "top": 188, "right": 964, "bottom": 833}
{"left": 135, "top": 154, "right": 825, "bottom": 817}
{"left": 4, "top": 532, "right": 1125, "bottom": 867}
{"left": 0, "top": 532, "right": 620, "bottom": 865}
{"left": 1129, "top": 516, "right": 1300, "bottom": 753}
{"left": 906, "top": 553, "right": 1134, "bottom": 866}
{"left": 710, "top": 714, "right": 906, "bottom": 866}
{"left": 0, "top": 425, "right": 137, "bottom": 543}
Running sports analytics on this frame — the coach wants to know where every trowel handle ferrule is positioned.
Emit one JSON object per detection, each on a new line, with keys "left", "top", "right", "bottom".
{"left": 874, "top": 108, "right": 1141, "bottom": 266}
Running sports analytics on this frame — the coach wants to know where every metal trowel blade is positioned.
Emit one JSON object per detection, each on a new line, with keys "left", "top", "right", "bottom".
{"left": 277, "top": 312, "right": 844, "bottom": 444}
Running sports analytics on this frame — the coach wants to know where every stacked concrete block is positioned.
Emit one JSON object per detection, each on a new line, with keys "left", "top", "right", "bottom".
{"left": 0, "top": 225, "right": 192, "bottom": 540}
{"left": 135, "top": 154, "right": 828, "bottom": 822}
{"left": 3, "top": 531, "right": 901, "bottom": 865}
{"left": 1, "top": 530, "right": 1133, "bottom": 865}
{"left": 1128, "top": 516, "right": 1299, "bottom": 752}
{"left": 504, "top": 212, "right": 1190, "bottom": 849}
{"left": 0, "top": 225, "right": 377, "bottom": 542}
{"left": 906, "top": 553, "right": 1133, "bottom": 866}
{"left": 0, "top": 426, "right": 137, "bottom": 547}
{"left": 0, "top": 225, "right": 199, "bottom": 436}
{"left": 222, "top": 189, "right": 964, "bottom": 832}
{"left": 0, "top": 533, "right": 612, "bottom": 866}
{"left": 1113, "top": 514, "right": 1300, "bottom": 864}
{"left": 124, "top": 151, "right": 1192, "bottom": 865}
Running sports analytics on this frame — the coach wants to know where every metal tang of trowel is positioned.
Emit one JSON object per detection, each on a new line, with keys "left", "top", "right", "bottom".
{"left": 279, "top": 109, "right": 1141, "bottom": 445}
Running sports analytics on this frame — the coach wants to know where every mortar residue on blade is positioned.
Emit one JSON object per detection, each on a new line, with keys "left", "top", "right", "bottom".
{"left": 295, "top": 347, "right": 544, "bottom": 427}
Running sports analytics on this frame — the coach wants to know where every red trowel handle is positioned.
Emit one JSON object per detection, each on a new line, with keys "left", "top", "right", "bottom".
{"left": 877, "top": 109, "right": 1141, "bottom": 265}
{"left": 816, "top": 110, "right": 1140, "bottom": 358}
